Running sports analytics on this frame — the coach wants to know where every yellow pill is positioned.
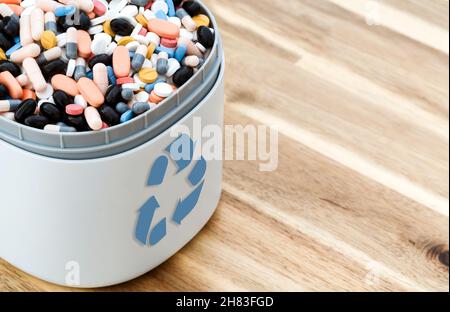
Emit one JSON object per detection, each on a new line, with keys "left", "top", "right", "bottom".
{"left": 117, "top": 36, "right": 135, "bottom": 46}
{"left": 103, "top": 20, "right": 116, "bottom": 37}
{"left": 192, "top": 14, "right": 210, "bottom": 28}
{"left": 139, "top": 68, "right": 158, "bottom": 83}
{"left": 146, "top": 42, "right": 156, "bottom": 59}
{"left": 0, "top": 48, "right": 6, "bottom": 61}
{"left": 40, "top": 30, "right": 57, "bottom": 50}
{"left": 135, "top": 14, "right": 148, "bottom": 28}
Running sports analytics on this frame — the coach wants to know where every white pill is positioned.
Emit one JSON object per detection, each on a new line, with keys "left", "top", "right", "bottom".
{"left": 121, "top": 5, "right": 139, "bottom": 17}
{"left": 145, "top": 32, "right": 160, "bottom": 46}
{"left": 151, "top": 0, "right": 168, "bottom": 14}
{"left": 20, "top": 0, "right": 36, "bottom": 9}
{"left": 142, "top": 58, "right": 153, "bottom": 69}
{"left": 88, "top": 25, "right": 104, "bottom": 35}
{"left": 109, "top": 0, "right": 128, "bottom": 12}
{"left": 135, "top": 91, "right": 149, "bottom": 102}
{"left": 91, "top": 33, "right": 112, "bottom": 55}
{"left": 179, "top": 29, "right": 194, "bottom": 41}
{"left": 66, "top": 59, "right": 76, "bottom": 77}
{"left": 131, "top": 24, "right": 142, "bottom": 37}
{"left": 154, "top": 82, "right": 173, "bottom": 98}
{"left": 143, "top": 9, "right": 155, "bottom": 21}
{"left": 90, "top": 15, "right": 107, "bottom": 26}
{"left": 168, "top": 17, "right": 181, "bottom": 28}
{"left": 166, "top": 58, "right": 180, "bottom": 77}
{"left": 1, "top": 112, "right": 15, "bottom": 120}
{"left": 56, "top": 33, "right": 67, "bottom": 47}
{"left": 133, "top": 34, "right": 149, "bottom": 45}
{"left": 126, "top": 41, "right": 140, "bottom": 52}
{"left": 74, "top": 94, "right": 88, "bottom": 108}
{"left": 105, "top": 42, "right": 117, "bottom": 55}
{"left": 35, "top": 83, "right": 54, "bottom": 100}
{"left": 122, "top": 83, "right": 141, "bottom": 91}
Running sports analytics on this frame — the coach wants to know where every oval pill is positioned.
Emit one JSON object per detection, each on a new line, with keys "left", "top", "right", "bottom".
{"left": 77, "top": 77, "right": 105, "bottom": 108}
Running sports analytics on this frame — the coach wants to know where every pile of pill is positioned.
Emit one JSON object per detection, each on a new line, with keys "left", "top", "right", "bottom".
{"left": 0, "top": 0, "right": 214, "bottom": 132}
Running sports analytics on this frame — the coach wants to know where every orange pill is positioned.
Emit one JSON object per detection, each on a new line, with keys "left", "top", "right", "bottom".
{"left": 21, "top": 89, "right": 36, "bottom": 101}
{"left": 51, "top": 74, "right": 79, "bottom": 96}
{"left": 112, "top": 46, "right": 131, "bottom": 78}
{"left": 147, "top": 19, "right": 180, "bottom": 40}
{"left": 8, "top": 4, "right": 23, "bottom": 15}
{"left": 149, "top": 90, "right": 164, "bottom": 104}
{"left": 77, "top": 77, "right": 104, "bottom": 108}
{"left": 0, "top": 71, "right": 23, "bottom": 99}
{"left": 76, "top": 30, "right": 92, "bottom": 58}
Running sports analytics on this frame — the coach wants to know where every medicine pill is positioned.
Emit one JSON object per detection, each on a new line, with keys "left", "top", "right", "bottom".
{"left": 0, "top": 0, "right": 215, "bottom": 132}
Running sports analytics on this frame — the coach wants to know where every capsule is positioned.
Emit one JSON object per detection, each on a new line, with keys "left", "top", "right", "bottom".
{"left": 132, "top": 101, "right": 151, "bottom": 115}
{"left": 73, "top": 57, "right": 86, "bottom": 81}
{"left": 22, "top": 57, "right": 48, "bottom": 92}
{"left": 44, "top": 12, "right": 57, "bottom": 33}
{"left": 84, "top": 106, "right": 103, "bottom": 131}
{"left": 0, "top": 99, "right": 22, "bottom": 113}
{"left": 10, "top": 43, "right": 41, "bottom": 63}
{"left": 156, "top": 51, "right": 168, "bottom": 75}
{"left": 30, "top": 8, "right": 45, "bottom": 41}
{"left": 131, "top": 44, "right": 148, "bottom": 71}
{"left": 44, "top": 124, "right": 77, "bottom": 133}
{"left": 66, "top": 27, "right": 78, "bottom": 59}
{"left": 19, "top": 14, "right": 33, "bottom": 46}
{"left": 176, "top": 8, "right": 196, "bottom": 32}
{"left": 93, "top": 63, "right": 109, "bottom": 95}
{"left": 36, "top": 46, "right": 62, "bottom": 65}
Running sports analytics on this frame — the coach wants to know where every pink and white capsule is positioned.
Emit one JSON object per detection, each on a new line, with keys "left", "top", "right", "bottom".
{"left": 31, "top": 8, "right": 45, "bottom": 41}
{"left": 23, "top": 57, "right": 47, "bottom": 92}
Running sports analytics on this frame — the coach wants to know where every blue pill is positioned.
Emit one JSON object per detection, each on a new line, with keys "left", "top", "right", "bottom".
{"left": 174, "top": 44, "right": 187, "bottom": 62}
{"left": 120, "top": 110, "right": 134, "bottom": 123}
{"left": 166, "top": 0, "right": 176, "bottom": 17}
{"left": 155, "top": 10, "right": 168, "bottom": 20}
{"left": 144, "top": 78, "right": 165, "bottom": 93}
{"left": 106, "top": 66, "right": 116, "bottom": 85}
{"left": 14, "top": 36, "right": 20, "bottom": 44}
{"left": 6, "top": 42, "right": 22, "bottom": 57}
{"left": 155, "top": 46, "right": 175, "bottom": 58}
{"left": 86, "top": 71, "right": 94, "bottom": 79}
{"left": 55, "top": 5, "right": 76, "bottom": 17}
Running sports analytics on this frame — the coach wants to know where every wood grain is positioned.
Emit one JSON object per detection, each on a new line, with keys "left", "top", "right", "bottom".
{"left": 1, "top": 0, "right": 448, "bottom": 291}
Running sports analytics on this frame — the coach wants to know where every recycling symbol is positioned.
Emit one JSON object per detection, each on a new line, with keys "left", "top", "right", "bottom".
{"left": 135, "top": 133, "right": 207, "bottom": 246}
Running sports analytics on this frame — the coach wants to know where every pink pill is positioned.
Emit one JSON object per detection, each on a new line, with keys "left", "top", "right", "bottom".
{"left": 65, "top": 104, "right": 84, "bottom": 116}
{"left": 84, "top": 106, "right": 103, "bottom": 131}
{"left": 93, "top": 0, "right": 107, "bottom": 16}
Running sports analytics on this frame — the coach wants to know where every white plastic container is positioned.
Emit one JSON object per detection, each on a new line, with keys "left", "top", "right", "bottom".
{"left": 0, "top": 2, "right": 224, "bottom": 288}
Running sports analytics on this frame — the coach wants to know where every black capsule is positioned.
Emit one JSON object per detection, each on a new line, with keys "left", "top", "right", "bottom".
{"left": 0, "top": 33, "right": 14, "bottom": 51}
{"left": 3, "top": 16, "right": 20, "bottom": 38}
{"left": 15, "top": 99, "right": 37, "bottom": 124}
{"left": 24, "top": 115, "right": 50, "bottom": 129}
{"left": 110, "top": 18, "right": 134, "bottom": 36}
{"left": 40, "top": 102, "right": 62, "bottom": 123}
{"left": 197, "top": 26, "right": 214, "bottom": 49}
{"left": 0, "top": 61, "right": 22, "bottom": 77}
{"left": 182, "top": 1, "right": 202, "bottom": 16}
{"left": 105, "top": 85, "right": 123, "bottom": 106}
{"left": 53, "top": 90, "right": 73, "bottom": 111}
{"left": 88, "top": 54, "right": 112, "bottom": 69}
{"left": 99, "top": 105, "right": 120, "bottom": 126}
{"left": 42, "top": 59, "right": 67, "bottom": 80}
{"left": 172, "top": 66, "right": 194, "bottom": 87}
{"left": 64, "top": 115, "right": 90, "bottom": 132}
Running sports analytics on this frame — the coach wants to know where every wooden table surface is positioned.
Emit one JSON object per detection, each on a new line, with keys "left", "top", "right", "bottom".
{"left": 1, "top": 0, "right": 448, "bottom": 292}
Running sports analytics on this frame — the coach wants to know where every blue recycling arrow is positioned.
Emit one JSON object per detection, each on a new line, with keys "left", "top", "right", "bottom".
{"left": 135, "top": 196, "right": 160, "bottom": 245}
{"left": 147, "top": 155, "right": 169, "bottom": 186}
{"left": 149, "top": 218, "right": 167, "bottom": 245}
{"left": 166, "top": 134, "right": 195, "bottom": 173}
{"left": 188, "top": 156, "right": 207, "bottom": 186}
{"left": 172, "top": 180, "right": 205, "bottom": 224}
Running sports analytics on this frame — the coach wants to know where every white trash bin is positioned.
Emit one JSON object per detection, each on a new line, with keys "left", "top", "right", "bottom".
{"left": 0, "top": 1, "right": 224, "bottom": 288}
